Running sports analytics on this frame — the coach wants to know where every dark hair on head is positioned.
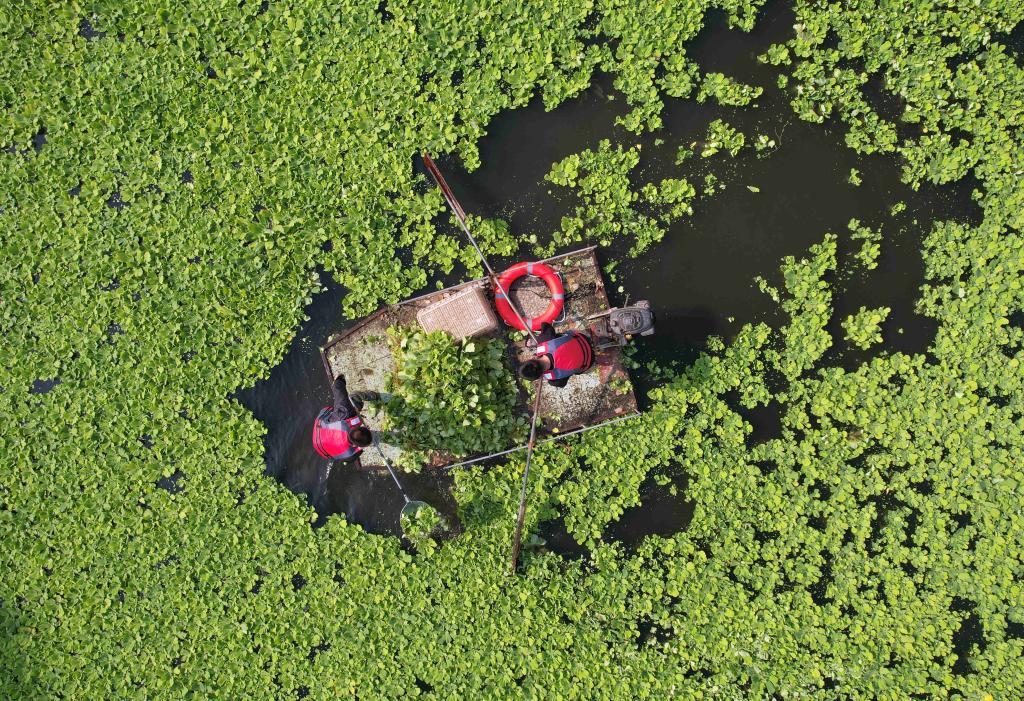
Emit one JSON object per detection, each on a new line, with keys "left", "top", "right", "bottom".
{"left": 350, "top": 426, "right": 372, "bottom": 447}
{"left": 519, "top": 359, "right": 544, "bottom": 381}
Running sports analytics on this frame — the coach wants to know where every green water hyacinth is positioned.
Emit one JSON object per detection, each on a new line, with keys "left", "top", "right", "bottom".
{"left": 383, "top": 328, "right": 525, "bottom": 469}
{"left": 696, "top": 72, "right": 763, "bottom": 106}
{"left": 543, "top": 139, "right": 696, "bottom": 255}
{"left": 701, "top": 118, "right": 745, "bottom": 157}
{"left": 848, "top": 218, "right": 881, "bottom": 270}
{"left": 400, "top": 502, "right": 446, "bottom": 544}
{"left": 843, "top": 306, "right": 891, "bottom": 350}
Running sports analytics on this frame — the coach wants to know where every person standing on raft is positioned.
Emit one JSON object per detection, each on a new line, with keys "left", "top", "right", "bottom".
{"left": 518, "top": 323, "right": 595, "bottom": 388}
{"left": 311, "top": 375, "right": 380, "bottom": 462}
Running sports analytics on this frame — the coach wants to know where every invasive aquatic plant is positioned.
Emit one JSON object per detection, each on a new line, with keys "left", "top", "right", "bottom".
{"left": 586, "top": 0, "right": 765, "bottom": 132}
{"left": 701, "top": 119, "right": 745, "bottom": 157}
{"left": 543, "top": 139, "right": 695, "bottom": 255}
{"left": 382, "top": 328, "right": 525, "bottom": 469}
{"left": 848, "top": 218, "right": 882, "bottom": 270}
{"left": 843, "top": 305, "right": 891, "bottom": 349}
{"left": 767, "top": 234, "right": 837, "bottom": 381}
{"left": 641, "top": 177, "right": 696, "bottom": 221}
{"left": 400, "top": 502, "right": 447, "bottom": 544}
{"left": 696, "top": 72, "right": 763, "bottom": 106}
{"left": 753, "top": 133, "right": 776, "bottom": 153}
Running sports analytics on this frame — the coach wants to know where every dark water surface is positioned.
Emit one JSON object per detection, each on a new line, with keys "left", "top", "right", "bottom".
{"left": 236, "top": 0, "right": 978, "bottom": 547}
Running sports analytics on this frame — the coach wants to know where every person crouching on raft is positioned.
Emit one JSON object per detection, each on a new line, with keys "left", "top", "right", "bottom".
{"left": 311, "top": 374, "right": 380, "bottom": 462}
{"left": 518, "top": 322, "right": 595, "bottom": 388}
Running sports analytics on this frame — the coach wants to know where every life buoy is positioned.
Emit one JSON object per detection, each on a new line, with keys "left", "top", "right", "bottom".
{"left": 493, "top": 261, "right": 565, "bottom": 331}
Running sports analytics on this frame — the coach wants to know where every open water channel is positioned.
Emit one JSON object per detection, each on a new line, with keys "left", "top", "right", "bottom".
{"left": 235, "top": 0, "right": 978, "bottom": 552}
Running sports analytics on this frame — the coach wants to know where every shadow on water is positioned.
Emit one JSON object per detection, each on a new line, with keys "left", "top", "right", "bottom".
{"left": 238, "top": 0, "right": 979, "bottom": 547}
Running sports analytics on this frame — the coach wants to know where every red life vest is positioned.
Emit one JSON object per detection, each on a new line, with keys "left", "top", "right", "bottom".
{"left": 312, "top": 408, "right": 363, "bottom": 460}
{"left": 535, "top": 332, "right": 594, "bottom": 381}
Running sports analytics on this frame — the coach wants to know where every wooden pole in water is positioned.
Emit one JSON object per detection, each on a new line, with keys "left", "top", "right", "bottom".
{"left": 509, "top": 381, "right": 543, "bottom": 576}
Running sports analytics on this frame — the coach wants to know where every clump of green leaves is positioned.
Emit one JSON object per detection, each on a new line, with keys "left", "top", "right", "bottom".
{"left": 767, "top": 234, "right": 837, "bottom": 380}
{"left": 585, "top": 0, "right": 760, "bottom": 132}
{"left": 701, "top": 119, "right": 745, "bottom": 157}
{"left": 641, "top": 178, "right": 697, "bottom": 220}
{"left": 383, "top": 328, "right": 525, "bottom": 468}
{"left": 848, "top": 218, "right": 882, "bottom": 270}
{"left": 753, "top": 133, "right": 777, "bottom": 154}
{"left": 696, "top": 72, "right": 763, "bottom": 106}
{"left": 457, "top": 215, "right": 518, "bottom": 278}
{"left": 758, "top": 43, "right": 791, "bottom": 66}
{"left": 843, "top": 305, "right": 890, "bottom": 349}
{"left": 543, "top": 139, "right": 695, "bottom": 255}
{"left": 755, "top": 275, "right": 780, "bottom": 303}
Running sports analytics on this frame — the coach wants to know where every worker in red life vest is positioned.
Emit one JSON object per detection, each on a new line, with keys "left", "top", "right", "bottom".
{"left": 518, "top": 322, "right": 595, "bottom": 388}
{"left": 311, "top": 374, "right": 378, "bottom": 462}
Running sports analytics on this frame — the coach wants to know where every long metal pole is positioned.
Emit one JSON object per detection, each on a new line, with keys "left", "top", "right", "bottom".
{"left": 508, "top": 382, "right": 543, "bottom": 575}
{"left": 351, "top": 386, "right": 413, "bottom": 506}
{"left": 379, "top": 445, "right": 412, "bottom": 505}
{"left": 421, "top": 152, "right": 539, "bottom": 346}
{"left": 442, "top": 411, "right": 641, "bottom": 471}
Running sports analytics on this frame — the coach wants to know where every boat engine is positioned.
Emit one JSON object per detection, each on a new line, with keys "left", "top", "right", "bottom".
{"left": 590, "top": 301, "right": 655, "bottom": 348}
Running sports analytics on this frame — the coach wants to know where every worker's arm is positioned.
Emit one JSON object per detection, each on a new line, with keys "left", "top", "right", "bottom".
{"left": 348, "top": 390, "right": 384, "bottom": 412}
{"left": 537, "top": 323, "right": 557, "bottom": 344}
{"left": 329, "top": 375, "right": 358, "bottom": 421}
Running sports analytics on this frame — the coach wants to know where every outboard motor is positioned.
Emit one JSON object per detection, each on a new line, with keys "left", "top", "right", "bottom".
{"left": 589, "top": 300, "right": 655, "bottom": 348}
{"left": 608, "top": 300, "right": 655, "bottom": 339}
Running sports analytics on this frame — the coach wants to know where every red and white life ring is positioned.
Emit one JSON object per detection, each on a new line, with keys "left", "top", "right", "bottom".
{"left": 493, "top": 261, "right": 565, "bottom": 331}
